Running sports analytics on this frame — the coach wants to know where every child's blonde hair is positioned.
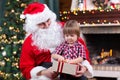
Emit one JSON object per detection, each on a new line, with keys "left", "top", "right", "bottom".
{"left": 63, "top": 20, "right": 80, "bottom": 37}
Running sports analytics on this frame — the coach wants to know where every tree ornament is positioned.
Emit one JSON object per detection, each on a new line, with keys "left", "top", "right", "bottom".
{"left": 2, "top": 51, "right": 6, "bottom": 56}
{"left": 20, "top": 14, "right": 26, "bottom": 19}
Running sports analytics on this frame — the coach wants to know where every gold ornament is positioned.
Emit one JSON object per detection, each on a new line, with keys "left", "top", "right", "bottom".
{"left": 0, "top": 61, "right": 5, "bottom": 66}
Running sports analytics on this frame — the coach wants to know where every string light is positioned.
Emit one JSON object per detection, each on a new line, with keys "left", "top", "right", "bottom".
{"left": 16, "top": 0, "right": 19, "bottom": 1}
{"left": 11, "top": 9, "right": 15, "bottom": 13}
{"left": 60, "top": 9, "right": 120, "bottom": 24}
{"left": 13, "top": 51, "right": 17, "bottom": 55}
{"left": 9, "top": 26, "right": 14, "bottom": 30}
{"left": 3, "top": 22, "right": 7, "bottom": 26}
{"left": 7, "top": 2, "right": 10, "bottom": 5}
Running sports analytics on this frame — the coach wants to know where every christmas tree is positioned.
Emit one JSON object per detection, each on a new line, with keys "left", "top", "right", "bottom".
{"left": 0, "top": 0, "right": 32, "bottom": 80}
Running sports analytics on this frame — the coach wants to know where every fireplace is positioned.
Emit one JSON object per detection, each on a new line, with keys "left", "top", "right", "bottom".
{"left": 80, "top": 24, "right": 120, "bottom": 80}
{"left": 86, "top": 34, "right": 120, "bottom": 65}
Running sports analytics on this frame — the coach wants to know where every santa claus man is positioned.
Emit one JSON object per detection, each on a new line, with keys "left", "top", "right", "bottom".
{"left": 19, "top": 2, "right": 93, "bottom": 80}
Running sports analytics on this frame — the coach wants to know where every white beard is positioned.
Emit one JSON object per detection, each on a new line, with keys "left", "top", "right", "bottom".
{"left": 31, "top": 21, "right": 64, "bottom": 52}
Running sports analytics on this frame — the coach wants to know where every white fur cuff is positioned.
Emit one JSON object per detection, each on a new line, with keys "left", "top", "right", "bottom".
{"left": 30, "top": 66, "right": 46, "bottom": 78}
{"left": 82, "top": 60, "right": 94, "bottom": 78}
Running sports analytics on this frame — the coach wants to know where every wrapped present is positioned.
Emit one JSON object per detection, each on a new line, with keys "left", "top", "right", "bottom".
{"left": 52, "top": 60, "right": 79, "bottom": 75}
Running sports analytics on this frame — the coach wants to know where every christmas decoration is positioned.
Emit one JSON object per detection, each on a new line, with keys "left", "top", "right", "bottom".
{"left": 59, "top": 9, "right": 120, "bottom": 24}
{"left": 92, "top": 0, "right": 109, "bottom": 9}
{"left": 71, "top": 0, "right": 95, "bottom": 11}
{"left": 92, "top": 0, "right": 120, "bottom": 10}
{"left": 0, "top": 0, "right": 32, "bottom": 80}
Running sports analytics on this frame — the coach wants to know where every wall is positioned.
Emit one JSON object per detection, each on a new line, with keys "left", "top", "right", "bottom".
{"left": 59, "top": 0, "right": 72, "bottom": 11}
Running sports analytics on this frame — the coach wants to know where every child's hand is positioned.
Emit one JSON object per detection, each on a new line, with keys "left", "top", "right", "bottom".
{"left": 57, "top": 56, "right": 65, "bottom": 62}
{"left": 65, "top": 59, "right": 76, "bottom": 64}
{"left": 65, "top": 59, "right": 72, "bottom": 63}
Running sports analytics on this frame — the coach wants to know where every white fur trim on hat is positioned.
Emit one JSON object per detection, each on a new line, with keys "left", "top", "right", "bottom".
{"left": 25, "top": 4, "right": 56, "bottom": 25}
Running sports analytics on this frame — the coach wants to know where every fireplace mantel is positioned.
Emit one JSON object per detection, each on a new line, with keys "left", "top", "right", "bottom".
{"left": 93, "top": 65, "right": 120, "bottom": 80}
{"left": 80, "top": 24, "right": 120, "bottom": 34}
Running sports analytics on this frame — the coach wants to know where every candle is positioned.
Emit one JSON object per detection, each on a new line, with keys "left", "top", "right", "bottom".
{"left": 109, "top": 49, "right": 112, "bottom": 56}
{"left": 101, "top": 53, "right": 103, "bottom": 58}
{"left": 101, "top": 49, "right": 104, "bottom": 58}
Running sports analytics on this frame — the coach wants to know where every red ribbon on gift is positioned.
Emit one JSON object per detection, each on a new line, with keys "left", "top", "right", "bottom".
{"left": 57, "top": 61, "right": 60, "bottom": 72}
{"left": 57, "top": 61, "right": 64, "bottom": 73}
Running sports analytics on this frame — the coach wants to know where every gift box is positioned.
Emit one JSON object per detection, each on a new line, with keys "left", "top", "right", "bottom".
{"left": 52, "top": 60, "right": 79, "bottom": 75}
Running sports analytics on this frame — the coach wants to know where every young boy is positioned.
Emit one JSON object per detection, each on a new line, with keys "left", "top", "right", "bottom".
{"left": 52, "top": 20, "right": 87, "bottom": 80}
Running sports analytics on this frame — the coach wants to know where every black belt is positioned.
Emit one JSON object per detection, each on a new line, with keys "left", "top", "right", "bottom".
{"left": 39, "top": 62, "right": 52, "bottom": 68}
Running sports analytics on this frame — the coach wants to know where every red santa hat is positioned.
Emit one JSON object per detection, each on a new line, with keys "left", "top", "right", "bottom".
{"left": 20, "top": 2, "right": 56, "bottom": 24}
